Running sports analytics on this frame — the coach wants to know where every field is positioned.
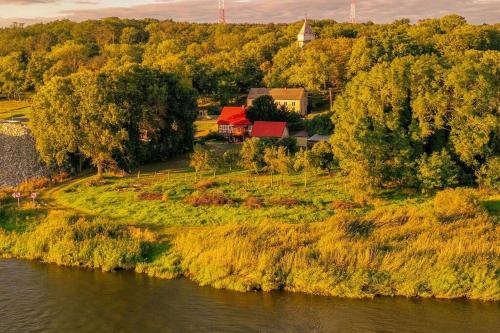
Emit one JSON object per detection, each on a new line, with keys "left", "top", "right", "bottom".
{"left": 195, "top": 119, "right": 217, "bottom": 138}
{"left": 0, "top": 100, "right": 32, "bottom": 121}
{"left": 0, "top": 143, "right": 499, "bottom": 300}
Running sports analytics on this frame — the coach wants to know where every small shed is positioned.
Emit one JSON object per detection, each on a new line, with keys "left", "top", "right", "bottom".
{"left": 308, "top": 134, "right": 331, "bottom": 147}
{"left": 251, "top": 121, "right": 289, "bottom": 139}
{"left": 291, "top": 130, "right": 309, "bottom": 147}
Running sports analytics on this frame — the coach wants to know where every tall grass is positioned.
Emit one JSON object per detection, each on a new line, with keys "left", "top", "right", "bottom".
{"left": 0, "top": 211, "right": 152, "bottom": 271}
{"left": 164, "top": 192, "right": 499, "bottom": 300}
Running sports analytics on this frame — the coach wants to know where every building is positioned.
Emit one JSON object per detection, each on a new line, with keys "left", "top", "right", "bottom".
{"left": 291, "top": 130, "right": 309, "bottom": 147}
{"left": 217, "top": 106, "right": 252, "bottom": 142}
{"left": 297, "top": 19, "right": 316, "bottom": 48}
{"left": 251, "top": 121, "right": 289, "bottom": 139}
{"left": 247, "top": 88, "right": 308, "bottom": 116}
{"left": 308, "top": 134, "right": 331, "bottom": 147}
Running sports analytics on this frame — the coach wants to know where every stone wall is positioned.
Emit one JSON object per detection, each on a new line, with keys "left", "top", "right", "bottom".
{"left": 0, "top": 123, "right": 48, "bottom": 188}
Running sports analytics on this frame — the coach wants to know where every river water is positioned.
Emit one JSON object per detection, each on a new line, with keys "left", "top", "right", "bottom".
{"left": 0, "top": 260, "right": 498, "bottom": 333}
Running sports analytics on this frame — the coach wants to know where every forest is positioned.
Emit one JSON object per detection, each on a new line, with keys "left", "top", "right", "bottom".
{"left": 0, "top": 15, "right": 498, "bottom": 192}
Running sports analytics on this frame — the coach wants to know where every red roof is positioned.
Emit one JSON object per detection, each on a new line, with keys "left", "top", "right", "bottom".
{"left": 251, "top": 121, "right": 288, "bottom": 138}
{"left": 217, "top": 107, "right": 251, "bottom": 126}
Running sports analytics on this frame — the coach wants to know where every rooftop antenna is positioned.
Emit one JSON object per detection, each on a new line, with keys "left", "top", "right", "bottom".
{"left": 218, "top": 0, "right": 226, "bottom": 24}
{"left": 350, "top": 0, "right": 356, "bottom": 24}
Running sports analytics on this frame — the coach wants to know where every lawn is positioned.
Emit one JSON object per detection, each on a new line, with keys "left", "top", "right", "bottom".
{"left": 195, "top": 119, "right": 217, "bottom": 138}
{"left": 52, "top": 144, "right": 427, "bottom": 229}
{"left": 0, "top": 99, "right": 32, "bottom": 121}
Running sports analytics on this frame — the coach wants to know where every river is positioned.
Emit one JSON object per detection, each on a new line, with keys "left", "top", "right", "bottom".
{"left": 0, "top": 260, "right": 498, "bottom": 333}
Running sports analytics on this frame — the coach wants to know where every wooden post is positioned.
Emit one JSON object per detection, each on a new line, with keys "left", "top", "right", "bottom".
{"left": 329, "top": 88, "right": 333, "bottom": 112}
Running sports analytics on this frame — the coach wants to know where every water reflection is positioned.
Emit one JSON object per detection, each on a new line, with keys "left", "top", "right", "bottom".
{"left": 0, "top": 260, "right": 498, "bottom": 333}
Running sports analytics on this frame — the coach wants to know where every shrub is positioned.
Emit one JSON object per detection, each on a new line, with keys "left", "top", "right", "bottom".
{"left": 19, "top": 177, "right": 51, "bottom": 192}
{"left": 51, "top": 171, "right": 70, "bottom": 184}
{"left": 268, "top": 197, "right": 300, "bottom": 207}
{"left": 418, "top": 150, "right": 460, "bottom": 192}
{"left": 137, "top": 192, "right": 163, "bottom": 201}
{"left": 184, "top": 190, "right": 234, "bottom": 207}
{"left": 330, "top": 200, "right": 361, "bottom": 210}
{"left": 194, "top": 179, "right": 218, "bottom": 190}
{"left": 244, "top": 196, "right": 263, "bottom": 209}
{"left": 434, "top": 188, "right": 483, "bottom": 221}
{"left": 476, "top": 157, "right": 499, "bottom": 191}
{"left": 311, "top": 141, "right": 336, "bottom": 171}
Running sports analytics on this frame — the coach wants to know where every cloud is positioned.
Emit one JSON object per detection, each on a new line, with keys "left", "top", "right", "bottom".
{"left": 0, "top": 0, "right": 499, "bottom": 26}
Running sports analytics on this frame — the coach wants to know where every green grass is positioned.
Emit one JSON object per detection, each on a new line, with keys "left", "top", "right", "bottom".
{"left": 1, "top": 149, "right": 498, "bottom": 300}
{"left": 195, "top": 119, "right": 217, "bottom": 138}
{"left": 53, "top": 154, "right": 420, "bottom": 229}
{"left": 0, "top": 100, "right": 32, "bottom": 121}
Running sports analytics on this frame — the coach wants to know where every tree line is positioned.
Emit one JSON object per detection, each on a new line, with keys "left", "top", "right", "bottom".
{"left": 0, "top": 15, "right": 497, "bottom": 190}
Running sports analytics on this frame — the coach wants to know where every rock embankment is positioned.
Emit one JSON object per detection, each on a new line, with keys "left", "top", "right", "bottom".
{"left": 0, "top": 123, "right": 48, "bottom": 188}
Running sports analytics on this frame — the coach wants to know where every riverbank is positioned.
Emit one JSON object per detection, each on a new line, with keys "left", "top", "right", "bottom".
{"left": 1, "top": 157, "right": 499, "bottom": 301}
{"left": 1, "top": 191, "right": 498, "bottom": 301}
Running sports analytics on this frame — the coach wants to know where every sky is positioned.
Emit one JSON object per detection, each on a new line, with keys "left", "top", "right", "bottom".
{"left": 0, "top": 0, "right": 499, "bottom": 27}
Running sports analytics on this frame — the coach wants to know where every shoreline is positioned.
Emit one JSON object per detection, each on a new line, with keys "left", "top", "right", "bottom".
{"left": 1, "top": 257, "right": 497, "bottom": 304}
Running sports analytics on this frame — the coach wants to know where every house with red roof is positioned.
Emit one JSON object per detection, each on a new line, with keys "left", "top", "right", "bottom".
{"left": 251, "top": 121, "right": 289, "bottom": 139}
{"left": 217, "top": 106, "right": 252, "bottom": 142}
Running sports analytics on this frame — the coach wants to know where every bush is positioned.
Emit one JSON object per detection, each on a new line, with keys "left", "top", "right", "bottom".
{"left": 434, "top": 188, "right": 483, "bottom": 221}
{"left": 244, "top": 196, "right": 263, "bottom": 209}
{"left": 330, "top": 200, "right": 361, "bottom": 210}
{"left": 306, "top": 112, "right": 334, "bottom": 136}
{"left": 194, "top": 179, "right": 218, "bottom": 190}
{"left": 418, "top": 150, "right": 460, "bottom": 192}
{"left": 476, "top": 157, "right": 499, "bottom": 190}
{"left": 311, "top": 141, "right": 336, "bottom": 171}
{"left": 268, "top": 197, "right": 300, "bottom": 207}
{"left": 137, "top": 192, "right": 163, "bottom": 201}
{"left": 19, "top": 177, "right": 51, "bottom": 192}
{"left": 184, "top": 190, "right": 234, "bottom": 207}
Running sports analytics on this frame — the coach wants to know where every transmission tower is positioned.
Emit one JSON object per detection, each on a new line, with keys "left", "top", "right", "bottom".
{"left": 350, "top": 0, "right": 356, "bottom": 24}
{"left": 218, "top": 0, "right": 226, "bottom": 24}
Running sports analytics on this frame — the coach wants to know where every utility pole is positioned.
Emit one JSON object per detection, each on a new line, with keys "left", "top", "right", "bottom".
{"left": 350, "top": 0, "right": 356, "bottom": 24}
{"left": 218, "top": 0, "right": 226, "bottom": 24}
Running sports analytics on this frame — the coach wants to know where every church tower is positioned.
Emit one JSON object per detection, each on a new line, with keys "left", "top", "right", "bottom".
{"left": 297, "top": 19, "right": 316, "bottom": 48}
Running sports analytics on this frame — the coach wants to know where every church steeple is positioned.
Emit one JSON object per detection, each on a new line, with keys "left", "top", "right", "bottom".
{"left": 297, "top": 18, "right": 316, "bottom": 48}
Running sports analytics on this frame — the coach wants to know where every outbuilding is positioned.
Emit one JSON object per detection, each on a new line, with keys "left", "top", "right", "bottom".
{"left": 251, "top": 121, "right": 289, "bottom": 139}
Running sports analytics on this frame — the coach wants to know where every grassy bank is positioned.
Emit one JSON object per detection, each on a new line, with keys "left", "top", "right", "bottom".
{"left": 0, "top": 157, "right": 498, "bottom": 301}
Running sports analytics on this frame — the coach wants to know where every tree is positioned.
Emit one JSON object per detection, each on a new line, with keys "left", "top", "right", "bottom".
{"left": 310, "top": 141, "right": 336, "bottom": 172}
{"left": 32, "top": 65, "right": 197, "bottom": 175}
{"left": 239, "top": 138, "right": 265, "bottom": 173}
{"left": 307, "top": 112, "right": 334, "bottom": 136}
{"left": 222, "top": 150, "right": 239, "bottom": 171}
{"left": 417, "top": 150, "right": 460, "bottom": 193}
{"left": 246, "top": 95, "right": 304, "bottom": 131}
{"left": 0, "top": 52, "right": 26, "bottom": 99}
{"left": 476, "top": 157, "right": 500, "bottom": 191}
{"left": 294, "top": 149, "right": 313, "bottom": 187}
{"left": 263, "top": 146, "right": 290, "bottom": 186}
{"left": 190, "top": 144, "right": 213, "bottom": 179}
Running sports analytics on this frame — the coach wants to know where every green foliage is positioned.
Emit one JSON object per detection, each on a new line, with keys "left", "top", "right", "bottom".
{"left": 332, "top": 52, "right": 499, "bottom": 192}
{"left": 0, "top": 211, "right": 150, "bottom": 271}
{"left": 239, "top": 137, "right": 266, "bottom": 173}
{"left": 476, "top": 157, "right": 500, "bottom": 191}
{"left": 418, "top": 150, "right": 461, "bottom": 193}
{"left": 189, "top": 144, "right": 215, "bottom": 178}
{"left": 32, "top": 65, "right": 197, "bottom": 173}
{"left": 310, "top": 141, "right": 336, "bottom": 171}
{"left": 306, "top": 112, "right": 334, "bottom": 135}
{"left": 246, "top": 95, "right": 304, "bottom": 131}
